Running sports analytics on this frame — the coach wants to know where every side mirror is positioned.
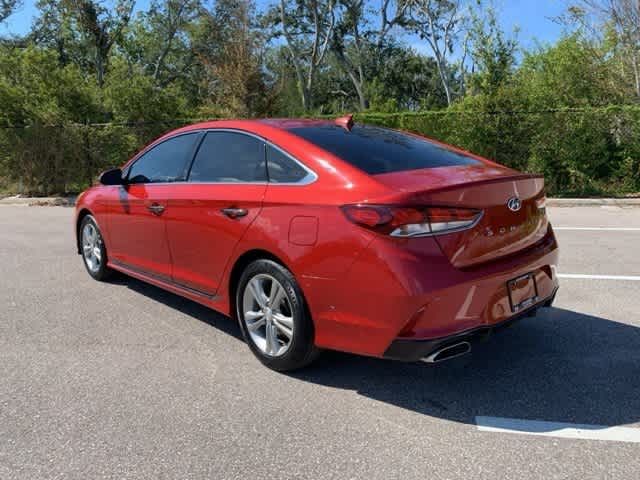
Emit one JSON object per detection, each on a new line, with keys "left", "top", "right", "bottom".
{"left": 99, "top": 168, "right": 124, "bottom": 186}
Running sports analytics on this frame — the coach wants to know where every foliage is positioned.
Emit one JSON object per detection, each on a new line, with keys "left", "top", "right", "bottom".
{"left": 1, "top": 0, "right": 640, "bottom": 195}
{"left": 266, "top": 0, "right": 336, "bottom": 111}
{"left": 466, "top": 6, "right": 517, "bottom": 98}
{"left": 353, "top": 106, "right": 640, "bottom": 195}
{"left": 194, "top": 0, "right": 274, "bottom": 117}
{"left": 406, "top": 0, "right": 462, "bottom": 105}
{"left": 0, "top": 0, "right": 20, "bottom": 23}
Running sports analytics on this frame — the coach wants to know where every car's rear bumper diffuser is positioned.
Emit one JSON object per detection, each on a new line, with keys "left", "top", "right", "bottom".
{"left": 382, "top": 287, "right": 558, "bottom": 362}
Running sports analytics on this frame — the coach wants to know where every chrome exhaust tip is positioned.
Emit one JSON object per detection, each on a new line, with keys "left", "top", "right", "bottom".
{"left": 421, "top": 341, "right": 471, "bottom": 364}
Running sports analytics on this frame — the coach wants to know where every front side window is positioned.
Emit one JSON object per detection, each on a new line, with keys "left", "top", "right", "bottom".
{"left": 128, "top": 133, "right": 199, "bottom": 184}
{"left": 188, "top": 131, "right": 267, "bottom": 183}
{"left": 266, "top": 145, "right": 309, "bottom": 183}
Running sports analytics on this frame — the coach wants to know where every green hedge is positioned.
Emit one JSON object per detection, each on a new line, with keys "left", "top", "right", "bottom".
{"left": 2, "top": 108, "right": 640, "bottom": 196}
{"left": 0, "top": 121, "right": 184, "bottom": 195}
{"left": 355, "top": 107, "right": 640, "bottom": 196}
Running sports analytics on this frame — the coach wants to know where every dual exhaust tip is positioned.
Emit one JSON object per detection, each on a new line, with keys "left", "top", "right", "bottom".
{"left": 421, "top": 341, "right": 471, "bottom": 364}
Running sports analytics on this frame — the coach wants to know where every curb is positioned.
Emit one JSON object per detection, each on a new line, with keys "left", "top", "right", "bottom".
{"left": 547, "top": 198, "right": 640, "bottom": 207}
{"left": 0, "top": 196, "right": 77, "bottom": 206}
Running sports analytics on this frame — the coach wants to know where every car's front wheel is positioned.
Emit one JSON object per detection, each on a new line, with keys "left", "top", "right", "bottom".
{"left": 79, "top": 215, "right": 113, "bottom": 281}
{"left": 236, "top": 259, "right": 319, "bottom": 371}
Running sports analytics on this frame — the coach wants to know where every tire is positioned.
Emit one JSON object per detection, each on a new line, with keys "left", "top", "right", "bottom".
{"left": 79, "top": 214, "right": 113, "bottom": 281}
{"left": 236, "top": 259, "right": 320, "bottom": 371}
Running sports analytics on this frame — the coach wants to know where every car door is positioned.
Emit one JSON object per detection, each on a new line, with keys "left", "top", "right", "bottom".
{"left": 107, "top": 132, "right": 201, "bottom": 281}
{"left": 165, "top": 130, "right": 268, "bottom": 296}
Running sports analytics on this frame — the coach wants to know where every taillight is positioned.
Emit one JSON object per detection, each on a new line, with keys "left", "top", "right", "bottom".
{"left": 341, "top": 205, "right": 483, "bottom": 237}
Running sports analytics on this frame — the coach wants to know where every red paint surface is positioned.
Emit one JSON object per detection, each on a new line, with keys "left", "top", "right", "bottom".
{"left": 76, "top": 119, "right": 559, "bottom": 358}
{"left": 289, "top": 216, "right": 319, "bottom": 246}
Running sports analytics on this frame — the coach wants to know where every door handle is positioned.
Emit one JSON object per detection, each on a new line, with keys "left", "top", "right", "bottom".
{"left": 221, "top": 207, "right": 248, "bottom": 219}
{"left": 147, "top": 203, "right": 165, "bottom": 215}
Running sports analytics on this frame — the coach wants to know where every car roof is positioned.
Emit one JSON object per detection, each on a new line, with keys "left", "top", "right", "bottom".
{"left": 173, "top": 118, "right": 336, "bottom": 133}
{"left": 257, "top": 118, "right": 337, "bottom": 129}
{"left": 125, "top": 118, "right": 346, "bottom": 170}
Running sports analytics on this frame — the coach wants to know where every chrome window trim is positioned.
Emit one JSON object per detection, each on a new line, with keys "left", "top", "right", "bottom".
{"left": 122, "top": 127, "right": 318, "bottom": 187}
{"left": 263, "top": 141, "right": 318, "bottom": 186}
{"left": 122, "top": 181, "right": 269, "bottom": 186}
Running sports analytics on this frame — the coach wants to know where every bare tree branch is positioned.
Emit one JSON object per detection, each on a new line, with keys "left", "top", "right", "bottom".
{"left": 407, "top": 0, "right": 462, "bottom": 106}
{"left": 70, "top": 0, "right": 135, "bottom": 86}
{"left": 277, "top": 0, "right": 337, "bottom": 110}
{"left": 565, "top": 0, "right": 640, "bottom": 97}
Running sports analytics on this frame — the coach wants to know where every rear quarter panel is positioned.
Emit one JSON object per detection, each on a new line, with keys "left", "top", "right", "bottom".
{"left": 216, "top": 185, "right": 380, "bottom": 315}
{"left": 213, "top": 133, "right": 396, "bottom": 324}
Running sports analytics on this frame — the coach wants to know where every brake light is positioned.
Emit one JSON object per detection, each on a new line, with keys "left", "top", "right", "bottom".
{"left": 341, "top": 205, "right": 483, "bottom": 237}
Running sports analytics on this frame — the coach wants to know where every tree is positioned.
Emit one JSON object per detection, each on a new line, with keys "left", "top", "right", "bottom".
{"left": 515, "top": 35, "right": 621, "bottom": 108}
{"left": 371, "top": 44, "right": 448, "bottom": 110}
{"left": 267, "top": 0, "right": 337, "bottom": 111}
{"left": 407, "top": 0, "right": 463, "bottom": 105}
{"left": 263, "top": 44, "right": 309, "bottom": 114}
{"left": 0, "top": 45, "right": 108, "bottom": 193}
{"left": 194, "top": 0, "right": 272, "bottom": 116}
{"left": 330, "top": 0, "right": 410, "bottom": 110}
{"left": 566, "top": 1, "right": 640, "bottom": 99}
{"left": 1, "top": 0, "right": 21, "bottom": 23}
{"left": 67, "top": 0, "right": 135, "bottom": 86}
{"left": 466, "top": 6, "right": 517, "bottom": 98}
{"left": 121, "top": 0, "right": 200, "bottom": 86}
{"left": 150, "top": 0, "right": 197, "bottom": 82}
{"left": 31, "top": 0, "right": 70, "bottom": 64}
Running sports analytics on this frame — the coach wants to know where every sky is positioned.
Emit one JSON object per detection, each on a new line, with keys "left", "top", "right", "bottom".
{"left": 493, "top": 0, "right": 567, "bottom": 49}
{"left": 0, "top": 0, "right": 568, "bottom": 52}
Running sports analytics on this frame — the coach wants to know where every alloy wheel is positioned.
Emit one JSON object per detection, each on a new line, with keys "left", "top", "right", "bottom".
{"left": 82, "top": 222, "right": 102, "bottom": 273}
{"left": 242, "top": 274, "right": 294, "bottom": 357}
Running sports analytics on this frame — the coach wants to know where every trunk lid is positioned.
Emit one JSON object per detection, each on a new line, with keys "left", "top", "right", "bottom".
{"left": 374, "top": 165, "right": 549, "bottom": 268}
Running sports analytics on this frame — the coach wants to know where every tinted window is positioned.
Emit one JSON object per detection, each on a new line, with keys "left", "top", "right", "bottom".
{"left": 128, "top": 133, "right": 198, "bottom": 183}
{"left": 267, "top": 145, "right": 309, "bottom": 183}
{"left": 189, "top": 131, "right": 267, "bottom": 182}
{"left": 288, "top": 125, "right": 479, "bottom": 175}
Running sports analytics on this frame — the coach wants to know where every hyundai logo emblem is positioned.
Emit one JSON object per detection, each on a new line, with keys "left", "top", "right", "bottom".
{"left": 507, "top": 197, "right": 522, "bottom": 212}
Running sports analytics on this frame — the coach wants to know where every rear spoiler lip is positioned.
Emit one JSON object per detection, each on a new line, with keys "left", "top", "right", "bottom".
{"left": 374, "top": 171, "right": 544, "bottom": 198}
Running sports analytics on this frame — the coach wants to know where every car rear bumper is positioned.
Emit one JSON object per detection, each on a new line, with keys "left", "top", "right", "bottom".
{"left": 382, "top": 287, "right": 558, "bottom": 362}
{"left": 308, "top": 224, "right": 559, "bottom": 358}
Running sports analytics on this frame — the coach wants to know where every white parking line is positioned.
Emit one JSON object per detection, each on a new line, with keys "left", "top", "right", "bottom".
{"left": 554, "top": 227, "right": 640, "bottom": 231}
{"left": 476, "top": 416, "right": 640, "bottom": 443}
{"left": 558, "top": 274, "right": 640, "bottom": 281}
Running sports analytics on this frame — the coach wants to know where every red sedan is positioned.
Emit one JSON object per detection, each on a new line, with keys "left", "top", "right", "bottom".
{"left": 75, "top": 117, "right": 559, "bottom": 371}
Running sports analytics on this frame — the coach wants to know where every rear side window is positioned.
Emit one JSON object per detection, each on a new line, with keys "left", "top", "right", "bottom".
{"left": 287, "top": 125, "right": 479, "bottom": 175}
{"left": 266, "top": 145, "right": 309, "bottom": 183}
{"left": 189, "top": 131, "right": 267, "bottom": 182}
{"left": 128, "top": 133, "right": 199, "bottom": 183}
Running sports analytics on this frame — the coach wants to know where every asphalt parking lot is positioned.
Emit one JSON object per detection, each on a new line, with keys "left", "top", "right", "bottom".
{"left": 1, "top": 205, "right": 639, "bottom": 479}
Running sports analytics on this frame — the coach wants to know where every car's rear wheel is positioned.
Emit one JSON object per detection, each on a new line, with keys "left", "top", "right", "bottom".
{"left": 80, "top": 215, "right": 113, "bottom": 281}
{"left": 236, "top": 259, "right": 319, "bottom": 371}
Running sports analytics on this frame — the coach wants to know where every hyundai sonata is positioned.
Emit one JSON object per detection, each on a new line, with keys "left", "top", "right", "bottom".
{"left": 75, "top": 116, "right": 559, "bottom": 371}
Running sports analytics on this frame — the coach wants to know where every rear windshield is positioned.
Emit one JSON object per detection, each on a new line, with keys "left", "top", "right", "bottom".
{"left": 287, "top": 125, "right": 479, "bottom": 175}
